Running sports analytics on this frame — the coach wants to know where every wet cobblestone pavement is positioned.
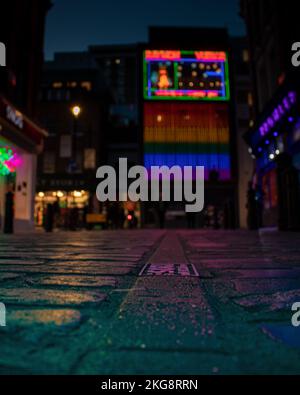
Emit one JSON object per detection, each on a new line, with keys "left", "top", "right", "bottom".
{"left": 1, "top": 229, "right": 300, "bottom": 374}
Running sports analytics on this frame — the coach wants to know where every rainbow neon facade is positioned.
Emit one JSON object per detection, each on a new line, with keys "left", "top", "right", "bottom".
{"left": 144, "top": 102, "right": 231, "bottom": 180}
{"left": 143, "top": 50, "right": 230, "bottom": 101}
{"left": 143, "top": 49, "right": 231, "bottom": 181}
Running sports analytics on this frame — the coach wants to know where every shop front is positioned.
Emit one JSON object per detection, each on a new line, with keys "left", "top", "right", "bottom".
{"left": 244, "top": 85, "right": 300, "bottom": 230}
{"left": 35, "top": 175, "right": 142, "bottom": 230}
{"left": 0, "top": 96, "right": 47, "bottom": 233}
{"left": 36, "top": 175, "right": 94, "bottom": 230}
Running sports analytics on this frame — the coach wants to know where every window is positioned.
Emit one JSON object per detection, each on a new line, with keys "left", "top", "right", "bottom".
{"left": 52, "top": 82, "right": 63, "bottom": 89}
{"left": 248, "top": 93, "right": 253, "bottom": 107}
{"left": 67, "top": 81, "right": 77, "bottom": 88}
{"left": 237, "top": 90, "right": 249, "bottom": 103}
{"left": 43, "top": 152, "right": 55, "bottom": 174}
{"left": 242, "top": 50, "right": 249, "bottom": 62}
{"left": 81, "top": 81, "right": 92, "bottom": 91}
{"left": 60, "top": 135, "right": 72, "bottom": 158}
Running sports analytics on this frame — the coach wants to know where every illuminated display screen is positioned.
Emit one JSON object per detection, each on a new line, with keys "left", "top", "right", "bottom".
{"left": 143, "top": 50, "right": 230, "bottom": 101}
{"left": 143, "top": 102, "right": 231, "bottom": 180}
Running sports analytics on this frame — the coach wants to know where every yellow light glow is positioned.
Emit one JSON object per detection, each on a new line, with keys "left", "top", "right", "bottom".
{"left": 38, "top": 192, "right": 45, "bottom": 198}
{"left": 73, "top": 191, "right": 82, "bottom": 198}
{"left": 71, "top": 105, "right": 81, "bottom": 117}
{"left": 57, "top": 191, "right": 64, "bottom": 198}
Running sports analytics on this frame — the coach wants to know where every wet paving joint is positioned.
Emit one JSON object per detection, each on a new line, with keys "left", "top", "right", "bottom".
{"left": 139, "top": 263, "right": 199, "bottom": 277}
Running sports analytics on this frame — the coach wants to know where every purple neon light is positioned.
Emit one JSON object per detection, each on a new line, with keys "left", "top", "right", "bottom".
{"left": 259, "top": 92, "right": 297, "bottom": 137}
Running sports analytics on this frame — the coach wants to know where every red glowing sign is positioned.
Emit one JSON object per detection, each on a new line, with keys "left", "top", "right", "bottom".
{"left": 194, "top": 51, "right": 226, "bottom": 61}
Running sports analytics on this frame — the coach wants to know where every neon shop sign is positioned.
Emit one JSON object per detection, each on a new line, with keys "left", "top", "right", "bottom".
{"left": 0, "top": 146, "right": 21, "bottom": 176}
{"left": 259, "top": 91, "right": 297, "bottom": 137}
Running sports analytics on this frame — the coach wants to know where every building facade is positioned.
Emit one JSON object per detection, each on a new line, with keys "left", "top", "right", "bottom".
{"left": 141, "top": 27, "right": 238, "bottom": 228}
{"left": 36, "top": 52, "right": 106, "bottom": 229}
{"left": 0, "top": 0, "right": 50, "bottom": 233}
{"left": 241, "top": 0, "right": 300, "bottom": 230}
{"left": 231, "top": 37, "right": 255, "bottom": 229}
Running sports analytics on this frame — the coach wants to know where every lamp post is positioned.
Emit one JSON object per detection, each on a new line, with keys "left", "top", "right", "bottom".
{"left": 68, "top": 105, "right": 82, "bottom": 231}
{"left": 70, "top": 105, "right": 81, "bottom": 174}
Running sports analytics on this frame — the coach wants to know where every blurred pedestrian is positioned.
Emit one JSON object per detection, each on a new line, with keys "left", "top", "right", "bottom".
{"left": 4, "top": 191, "right": 14, "bottom": 234}
{"left": 44, "top": 203, "right": 54, "bottom": 232}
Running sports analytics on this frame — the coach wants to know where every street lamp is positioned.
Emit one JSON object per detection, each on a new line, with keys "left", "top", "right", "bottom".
{"left": 71, "top": 105, "right": 81, "bottom": 118}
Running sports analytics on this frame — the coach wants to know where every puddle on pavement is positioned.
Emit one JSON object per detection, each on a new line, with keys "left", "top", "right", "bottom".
{"left": 261, "top": 323, "right": 300, "bottom": 348}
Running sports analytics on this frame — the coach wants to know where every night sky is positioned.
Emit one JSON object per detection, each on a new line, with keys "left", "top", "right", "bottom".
{"left": 45, "top": 0, "right": 245, "bottom": 60}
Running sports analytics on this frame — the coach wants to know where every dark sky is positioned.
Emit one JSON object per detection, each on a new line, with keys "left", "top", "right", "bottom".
{"left": 45, "top": 0, "right": 245, "bottom": 60}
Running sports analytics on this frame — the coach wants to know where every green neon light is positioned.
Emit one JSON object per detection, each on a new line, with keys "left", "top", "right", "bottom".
{"left": 0, "top": 147, "right": 14, "bottom": 176}
{"left": 174, "top": 62, "right": 179, "bottom": 90}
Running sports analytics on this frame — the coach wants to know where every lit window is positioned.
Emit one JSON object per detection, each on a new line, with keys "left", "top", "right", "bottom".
{"left": 67, "top": 81, "right": 77, "bottom": 88}
{"left": 52, "top": 82, "right": 63, "bottom": 88}
{"left": 81, "top": 81, "right": 92, "bottom": 91}
{"left": 243, "top": 50, "right": 249, "bottom": 62}
{"left": 248, "top": 92, "right": 253, "bottom": 106}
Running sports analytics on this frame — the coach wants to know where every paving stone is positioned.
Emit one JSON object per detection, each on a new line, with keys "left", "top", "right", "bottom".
{"left": 31, "top": 275, "right": 117, "bottom": 288}
{"left": 234, "top": 289, "right": 300, "bottom": 312}
{"left": 7, "top": 309, "right": 82, "bottom": 327}
{"left": 0, "top": 288, "right": 106, "bottom": 306}
{"left": 0, "top": 273, "right": 22, "bottom": 281}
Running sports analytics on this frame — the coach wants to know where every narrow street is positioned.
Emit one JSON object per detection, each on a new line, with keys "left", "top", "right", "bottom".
{"left": 1, "top": 229, "right": 300, "bottom": 374}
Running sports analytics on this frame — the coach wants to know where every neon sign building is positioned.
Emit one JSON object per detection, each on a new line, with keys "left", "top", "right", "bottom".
{"left": 143, "top": 49, "right": 231, "bottom": 181}
{"left": 143, "top": 50, "right": 230, "bottom": 101}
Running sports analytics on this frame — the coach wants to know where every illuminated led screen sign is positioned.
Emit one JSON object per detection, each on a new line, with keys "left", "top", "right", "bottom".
{"left": 143, "top": 50, "right": 230, "bottom": 101}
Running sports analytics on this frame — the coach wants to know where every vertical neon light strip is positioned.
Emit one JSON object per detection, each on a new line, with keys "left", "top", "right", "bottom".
{"left": 224, "top": 54, "right": 230, "bottom": 100}
{"left": 221, "top": 62, "right": 226, "bottom": 98}
{"left": 174, "top": 62, "right": 179, "bottom": 90}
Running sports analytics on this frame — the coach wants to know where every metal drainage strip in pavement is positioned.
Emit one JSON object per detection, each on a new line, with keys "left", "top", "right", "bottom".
{"left": 139, "top": 263, "right": 199, "bottom": 277}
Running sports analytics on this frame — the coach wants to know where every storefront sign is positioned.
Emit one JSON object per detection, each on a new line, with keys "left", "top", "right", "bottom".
{"left": 6, "top": 105, "right": 23, "bottom": 130}
{"left": 259, "top": 91, "right": 297, "bottom": 137}
{"left": 0, "top": 96, "right": 47, "bottom": 145}
{"left": 38, "top": 177, "right": 94, "bottom": 190}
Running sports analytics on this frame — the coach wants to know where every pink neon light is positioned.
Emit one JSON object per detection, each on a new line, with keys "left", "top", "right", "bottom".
{"left": 4, "top": 153, "right": 22, "bottom": 172}
{"left": 145, "top": 50, "right": 181, "bottom": 60}
{"left": 195, "top": 51, "right": 226, "bottom": 61}
{"left": 155, "top": 90, "right": 219, "bottom": 98}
